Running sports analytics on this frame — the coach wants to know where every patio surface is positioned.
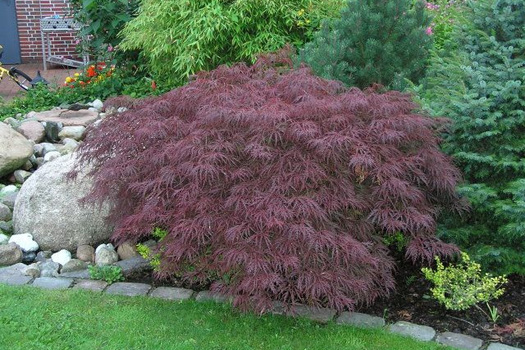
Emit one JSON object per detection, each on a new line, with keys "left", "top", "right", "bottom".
{"left": 0, "top": 62, "right": 80, "bottom": 102}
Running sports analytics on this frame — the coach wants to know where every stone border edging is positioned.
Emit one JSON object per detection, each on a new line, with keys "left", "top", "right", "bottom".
{"left": 0, "top": 273, "right": 522, "bottom": 350}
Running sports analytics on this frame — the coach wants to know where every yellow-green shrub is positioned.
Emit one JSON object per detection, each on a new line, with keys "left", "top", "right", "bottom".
{"left": 422, "top": 252, "right": 507, "bottom": 311}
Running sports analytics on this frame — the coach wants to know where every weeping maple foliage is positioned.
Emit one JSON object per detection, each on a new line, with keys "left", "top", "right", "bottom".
{"left": 74, "top": 50, "right": 466, "bottom": 313}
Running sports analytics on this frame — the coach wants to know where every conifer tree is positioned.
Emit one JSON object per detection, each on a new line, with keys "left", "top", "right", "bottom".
{"left": 422, "top": 0, "right": 525, "bottom": 275}
{"left": 298, "top": 0, "right": 433, "bottom": 90}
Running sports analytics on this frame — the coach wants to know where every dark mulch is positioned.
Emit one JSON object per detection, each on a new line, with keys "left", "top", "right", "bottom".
{"left": 127, "top": 259, "right": 524, "bottom": 349}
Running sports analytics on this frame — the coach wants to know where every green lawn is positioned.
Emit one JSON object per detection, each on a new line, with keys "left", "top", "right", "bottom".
{"left": 0, "top": 284, "right": 453, "bottom": 350}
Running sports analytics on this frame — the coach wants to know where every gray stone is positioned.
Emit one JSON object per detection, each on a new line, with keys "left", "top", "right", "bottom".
{"left": 436, "top": 332, "right": 483, "bottom": 350}
{"left": 487, "top": 343, "right": 524, "bottom": 350}
{"left": 58, "top": 126, "right": 86, "bottom": 141}
{"left": 8, "top": 233, "right": 39, "bottom": 252}
{"left": 35, "top": 250, "right": 52, "bottom": 262}
{"left": 1, "top": 192, "right": 18, "bottom": 209}
{"left": 0, "top": 203, "right": 11, "bottom": 222}
{"left": 59, "top": 269, "right": 90, "bottom": 279}
{"left": 23, "top": 263, "right": 40, "bottom": 278}
{"left": 0, "top": 243, "right": 23, "bottom": 266}
{"left": 0, "top": 263, "right": 32, "bottom": 285}
{"left": 336, "top": 312, "right": 385, "bottom": 328}
{"left": 37, "top": 260, "right": 60, "bottom": 277}
{"left": 115, "top": 256, "right": 151, "bottom": 277}
{"left": 149, "top": 287, "right": 194, "bottom": 301}
{"left": 0, "top": 185, "right": 18, "bottom": 197}
{"left": 32, "top": 277, "right": 74, "bottom": 290}
{"left": 17, "top": 120, "right": 45, "bottom": 143}
{"left": 291, "top": 305, "right": 336, "bottom": 324}
{"left": 76, "top": 245, "right": 95, "bottom": 263}
{"left": 0, "top": 233, "right": 8, "bottom": 245}
{"left": 43, "top": 151, "right": 61, "bottom": 163}
{"left": 22, "top": 160, "right": 33, "bottom": 171}
{"left": 44, "top": 121, "right": 63, "bottom": 142}
{"left": 95, "top": 246, "right": 118, "bottom": 266}
{"left": 61, "top": 259, "right": 87, "bottom": 273}
{"left": 13, "top": 170, "right": 32, "bottom": 184}
{"left": 0, "top": 221, "right": 13, "bottom": 234}
{"left": 388, "top": 321, "right": 436, "bottom": 342}
{"left": 117, "top": 241, "right": 139, "bottom": 260}
{"left": 195, "top": 290, "right": 231, "bottom": 303}
{"left": 13, "top": 154, "right": 113, "bottom": 251}
{"left": 40, "top": 142, "right": 58, "bottom": 156}
{"left": 35, "top": 109, "right": 99, "bottom": 127}
{"left": 22, "top": 251, "right": 36, "bottom": 264}
{"left": 73, "top": 279, "right": 108, "bottom": 292}
{"left": 51, "top": 249, "right": 72, "bottom": 266}
{"left": 3, "top": 117, "right": 20, "bottom": 129}
{"left": 61, "top": 138, "right": 79, "bottom": 154}
{"left": 105, "top": 282, "right": 151, "bottom": 297}
{"left": 0, "top": 123, "right": 33, "bottom": 177}
{"left": 91, "top": 99, "right": 104, "bottom": 111}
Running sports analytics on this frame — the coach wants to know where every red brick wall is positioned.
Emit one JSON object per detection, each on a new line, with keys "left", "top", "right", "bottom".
{"left": 16, "top": 0, "right": 78, "bottom": 62}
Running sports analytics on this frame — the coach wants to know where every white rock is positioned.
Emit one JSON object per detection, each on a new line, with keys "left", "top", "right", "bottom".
{"left": 92, "top": 99, "right": 103, "bottom": 111}
{"left": 95, "top": 245, "right": 119, "bottom": 266}
{"left": 0, "top": 234, "right": 8, "bottom": 245}
{"left": 8, "top": 233, "right": 39, "bottom": 252}
{"left": 88, "top": 107, "right": 98, "bottom": 113}
{"left": 51, "top": 249, "right": 72, "bottom": 266}
{"left": 95, "top": 243, "right": 114, "bottom": 255}
{"left": 43, "top": 151, "right": 61, "bottom": 163}
{"left": 58, "top": 126, "right": 86, "bottom": 141}
{"left": 0, "top": 185, "right": 18, "bottom": 196}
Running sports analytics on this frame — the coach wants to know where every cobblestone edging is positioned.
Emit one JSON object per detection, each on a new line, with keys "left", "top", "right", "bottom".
{"left": 0, "top": 265, "right": 522, "bottom": 350}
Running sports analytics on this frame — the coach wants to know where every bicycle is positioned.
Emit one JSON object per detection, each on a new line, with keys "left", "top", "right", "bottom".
{"left": 0, "top": 44, "right": 48, "bottom": 91}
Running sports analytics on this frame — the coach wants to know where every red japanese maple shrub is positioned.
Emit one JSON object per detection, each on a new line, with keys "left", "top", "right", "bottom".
{"left": 74, "top": 51, "right": 466, "bottom": 313}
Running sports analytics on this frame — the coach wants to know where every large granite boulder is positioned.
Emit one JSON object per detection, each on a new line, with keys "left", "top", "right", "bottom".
{"left": 0, "top": 123, "right": 33, "bottom": 177}
{"left": 13, "top": 154, "right": 113, "bottom": 251}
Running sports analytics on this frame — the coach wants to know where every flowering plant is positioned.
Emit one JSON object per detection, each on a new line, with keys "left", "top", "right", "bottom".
{"left": 64, "top": 63, "right": 115, "bottom": 88}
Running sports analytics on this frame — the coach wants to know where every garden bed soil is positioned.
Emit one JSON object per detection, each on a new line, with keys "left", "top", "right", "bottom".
{"left": 126, "top": 259, "right": 525, "bottom": 349}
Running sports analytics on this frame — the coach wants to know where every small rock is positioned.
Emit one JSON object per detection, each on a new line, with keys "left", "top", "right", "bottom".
{"left": 115, "top": 256, "right": 151, "bottom": 277}
{"left": 35, "top": 157, "right": 44, "bottom": 168}
{"left": 117, "top": 107, "right": 128, "bottom": 113}
{"left": 61, "top": 138, "right": 79, "bottom": 153}
{"left": 51, "top": 249, "right": 72, "bottom": 266}
{"left": 43, "top": 151, "right": 61, "bottom": 163}
{"left": 8, "top": 233, "right": 39, "bottom": 252}
{"left": 33, "top": 144, "right": 45, "bottom": 157}
{"left": 13, "top": 170, "right": 32, "bottom": 184}
{"left": 17, "top": 120, "right": 46, "bottom": 143}
{"left": 95, "top": 243, "right": 115, "bottom": 255}
{"left": 117, "top": 241, "right": 139, "bottom": 260}
{"left": 23, "top": 263, "right": 40, "bottom": 278}
{"left": 0, "top": 203, "right": 11, "bottom": 222}
{"left": 35, "top": 250, "right": 52, "bottom": 262}
{"left": 0, "top": 185, "right": 18, "bottom": 197}
{"left": 0, "top": 221, "right": 13, "bottom": 234}
{"left": 61, "top": 258, "right": 87, "bottom": 273}
{"left": 40, "top": 142, "right": 57, "bottom": 156}
{"left": 0, "top": 243, "right": 23, "bottom": 265}
{"left": 37, "top": 260, "right": 60, "bottom": 277}
{"left": 0, "top": 233, "right": 8, "bottom": 245}
{"left": 91, "top": 99, "right": 104, "bottom": 111}
{"left": 95, "top": 245, "right": 119, "bottom": 266}
{"left": 58, "top": 126, "right": 86, "bottom": 141}
{"left": 1, "top": 192, "right": 17, "bottom": 209}
{"left": 44, "top": 121, "right": 63, "bottom": 142}
{"left": 76, "top": 245, "right": 95, "bottom": 262}
{"left": 3, "top": 117, "right": 20, "bottom": 128}
{"left": 87, "top": 107, "right": 98, "bottom": 113}
{"left": 22, "top": 251, "right": 36, "bottom": 264}
{"left": 22, "top": 160, "right": 33, "bottom": 171}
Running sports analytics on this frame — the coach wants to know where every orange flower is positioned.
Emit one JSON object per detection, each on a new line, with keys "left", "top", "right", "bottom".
{"left": 151, "top": 80, "right": 157, "bottom": 90}
{"left": 86, "top": 65, "right": 96, "bottom": 78}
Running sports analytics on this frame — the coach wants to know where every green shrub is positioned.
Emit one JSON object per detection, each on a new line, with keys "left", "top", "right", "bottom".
{"left": 119, "top": 0, "right": 344, "bottom": 88}
{"left": 0, "top": 85, "right": 59, "bottom": 121}
{"left": 69, "top": 0, "right": 140, "bottom": 62}
{"left": 136, "top": 228, "right": 167, "bottom": 271}
{"left": 420, "top": 0, "right": 525, "bottom": 275}
{"left": 424, "top": 0, "right": 469, "bottom": 52}
{"left": 88, "top": 265, "right": 125, "bottom": 284}
{"left": 298, "top": 0, "right": 433, "bottom": 90}
{"left": 422, "top": 252, "right": 507, "bottom": 311}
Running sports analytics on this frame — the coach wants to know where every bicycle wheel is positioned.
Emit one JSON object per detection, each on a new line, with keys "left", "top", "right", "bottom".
{"left": 9, "top": 67, "right": 32, "bottom": 91}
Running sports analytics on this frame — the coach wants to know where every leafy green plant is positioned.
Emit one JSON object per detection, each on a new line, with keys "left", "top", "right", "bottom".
{"left": 88, "top": 265, "right": 125, "bottom": 284}
{"left": 69, "top": 0, "right": 140, "bottom": 62}
{"left": 486, "top": 303, "right": 501, "bottom": 323}
{"left": 422, "top": 252, "right": 507, "bottom": 311}
{"left": 419, "top": 0, "right": 525, "bottom": 275}
{"left": 383, "top": 232, "right": 409, "bottom": 253}
{"left": 119, "top": 0, "right": 344, "bottom": 88}
{"left": 136, "top": 228, "right": 168, "bottom": 271}
{"left": 298, "top": 0, "right": 433, "bottom": 90}
{"left": 0, "top": 85, "right": 60, "bottom": 121}
{"left": 424, "top": 0, "right": 469, "bottom": 51}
